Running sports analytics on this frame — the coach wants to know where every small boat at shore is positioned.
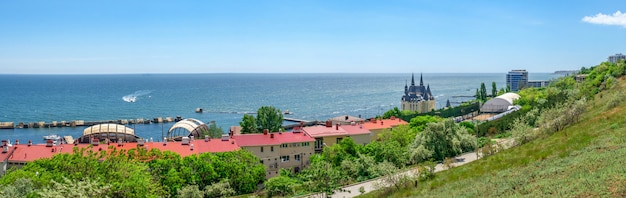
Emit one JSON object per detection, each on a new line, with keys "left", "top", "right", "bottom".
{"left": 43, "top": 134, "right": 62, "bottom": 141}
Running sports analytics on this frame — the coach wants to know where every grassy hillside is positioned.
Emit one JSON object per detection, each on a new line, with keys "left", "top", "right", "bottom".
{"left": 361, "top": 76, "right": 626, "bottom": 197}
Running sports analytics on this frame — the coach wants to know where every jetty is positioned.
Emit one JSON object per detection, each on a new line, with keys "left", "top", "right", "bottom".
{"left": 283, "top": 117, "right": 309, "bottom": 123}
{"left": 282, "top": 117, "right": 320, "bottom": 130}
{"left": 0, "top": 116, "right": 185, "bottom": 130}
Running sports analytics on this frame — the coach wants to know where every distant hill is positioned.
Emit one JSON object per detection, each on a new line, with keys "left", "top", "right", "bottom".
{"left": 553, "top": 70, "right": 579, "bottom": 75}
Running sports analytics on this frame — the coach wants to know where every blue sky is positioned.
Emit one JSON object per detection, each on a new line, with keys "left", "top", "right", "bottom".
{"left": 0, "top": 0, "right": 625, "bottom": 74}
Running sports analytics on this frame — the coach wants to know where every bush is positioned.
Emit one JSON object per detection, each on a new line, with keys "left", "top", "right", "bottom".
{"left": 605, "top": 91, "right": 625, "bottom": 110}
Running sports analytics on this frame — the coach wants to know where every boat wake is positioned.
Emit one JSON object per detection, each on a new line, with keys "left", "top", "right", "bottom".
{"left": 122, "top": 90, "right": 152, "bottom": 103}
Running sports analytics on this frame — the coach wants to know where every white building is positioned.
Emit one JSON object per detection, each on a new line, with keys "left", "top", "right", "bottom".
{"left": 608, "top": 53, "right": 626, "bottom": 64}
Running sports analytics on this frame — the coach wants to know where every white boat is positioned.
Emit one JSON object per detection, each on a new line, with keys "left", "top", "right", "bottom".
{"left": 43, "top": 134, "right": 62, "bottom": 141}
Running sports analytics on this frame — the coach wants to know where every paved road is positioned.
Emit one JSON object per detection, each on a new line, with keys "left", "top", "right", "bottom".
{"left": 321, "top": 138, "right": 515, "bottom": 198}
{"left": 328, "top": 152, "right": 480, "bottom": 198}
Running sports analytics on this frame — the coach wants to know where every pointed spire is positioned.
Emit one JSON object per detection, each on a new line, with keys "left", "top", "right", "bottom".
{"left": 446, "top": 99, "right": 451, "bottom": 108}
{"left": 411, "top": 73, "right": 415, "bottom": 86}
{"left": 404, "top": 80, "right": 408, "bottom": 94}
{"left": 420, "top": 73, "right": 424, "bottom": 86}
{"left": 426, "top": 84, "right": 432, "bottom": 99}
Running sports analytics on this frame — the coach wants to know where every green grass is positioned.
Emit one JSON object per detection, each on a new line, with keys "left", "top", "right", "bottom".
{"left": 359, "top": 78, "right": 626, "bottom": 197}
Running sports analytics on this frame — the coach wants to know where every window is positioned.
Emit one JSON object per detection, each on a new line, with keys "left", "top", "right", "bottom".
{"left": 260, "top": 146, "right": 264, "bottom": 152}
{"left": 271, "top": 146, "right": 274, "bottom": 152}
{"left": 281, "top": 143, "right": 288, "bottom": 148}
{"left": 336, "top": 138, "right": 343, "bottom": 144}
{"left": 280, "top": 155, "right": 290, "bottom": 162}
{"left": 315, "top": 138, "right": 323, "bottom": 149}
{"left": 260, "top": 160, "right": 264, "bottom": 164}
{"left": 295, "top": 154, "right": 301, "bottom": 161}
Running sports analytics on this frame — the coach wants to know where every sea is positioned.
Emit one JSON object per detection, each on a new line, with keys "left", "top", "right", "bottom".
{"left": 0, "top": 73, "right": 559, "bottom": 143}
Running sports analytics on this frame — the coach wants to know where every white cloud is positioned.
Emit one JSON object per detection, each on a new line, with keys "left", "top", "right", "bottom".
{"left": 582, "top": 11, "right": 626, "bottom": 28}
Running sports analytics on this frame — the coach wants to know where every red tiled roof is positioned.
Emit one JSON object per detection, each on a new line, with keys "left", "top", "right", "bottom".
{"left": 6, "top": 139, "right": 240, "bottom": 163}
{"left": 232, "top": 132, "right": 315, "bottom": 147}
{"left": 302, "top": 125, "right": 348, "bottom": 137}
{"left": 361, "top": 118, "right": 408, "bottom": 130}
{"left": 0, "top": 146, "right": 17, "bottom": 161}
{"left": 340, "top": 124, "right": 371, "bottom": 135}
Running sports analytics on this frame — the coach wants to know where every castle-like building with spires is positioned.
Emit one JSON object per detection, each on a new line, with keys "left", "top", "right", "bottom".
{"left": 401, "top": 73, "right": 436, "bottom": 113}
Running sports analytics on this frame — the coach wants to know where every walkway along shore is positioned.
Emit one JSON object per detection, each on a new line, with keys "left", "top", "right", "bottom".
{"left": 300, "top": 138, "right": 515, "bottom": 198}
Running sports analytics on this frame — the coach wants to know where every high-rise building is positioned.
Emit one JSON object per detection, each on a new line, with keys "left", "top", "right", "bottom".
{"left": 506, "top": 70, "right": 528, "bottom": 92}
{"left": 608, "top": 53, "right": 626, "bottom": 63}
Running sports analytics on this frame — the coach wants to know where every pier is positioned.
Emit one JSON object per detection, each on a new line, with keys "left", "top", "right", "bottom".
{"left": 283, "top": 117, "right": 309, "bottom": 123}
{"left": 282, "top": 117, "right": 321, "bottom": 130}
{"left": 0, "top": 116, "right": 184, "bottom": 130}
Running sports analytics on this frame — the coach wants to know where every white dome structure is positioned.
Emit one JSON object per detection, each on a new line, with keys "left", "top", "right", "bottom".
{"left": 79, "top": 123, "right": 139, "bottom": 143}
{"left": 480, "top": 93, "right": 521, "bottom": 113}
{"left": 167, "top": 118, "right": 208, "bottom": 140}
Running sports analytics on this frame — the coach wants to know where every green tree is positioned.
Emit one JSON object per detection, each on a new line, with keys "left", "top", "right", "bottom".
{"left": 480, "top": 82, "right": 487, "bottom": 101}
{"left": 475, "top": 88, "right": 479, "bottom": 100}
{"left": 491, "top": 81, "right": 497, "bottom": 97}
{"left": 256, "top": 106, "right": 284, "bottom": 132}
{"left": 409, "top": 115, "right": 441, "bottom": 131}
{"left": 0, "top": 178, "right": 35, "bottom": 198}
{"left": 203, "top": 121, "right": 224, "bottom": 138}
{"left": 240, "top": 114, "right": 258, "bottom": 134}
{"left": 176, "top": 185, "right": 204, "bottom": 198}
{"left": 265, "top": 175, "right": 300, "bottom": 197}
{"left": 38, "top": 177, "right": 111, "bottom": 198}
{"left": 383, "top": 107, "right": 402, "bottom": 119}
{"left": 409, "top": 119, "right": 477, "bottom": 163}
{"left": 203, "top": 179, "right": 235, "bottom": 198}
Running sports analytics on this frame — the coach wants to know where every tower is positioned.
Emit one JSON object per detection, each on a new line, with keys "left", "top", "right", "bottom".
{"left": 401, "top": 73, "right": 436, "bottom": 113}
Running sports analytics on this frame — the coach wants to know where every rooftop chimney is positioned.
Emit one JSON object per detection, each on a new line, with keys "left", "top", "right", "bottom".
{"left": 345, "top": 115, "right": 349, "bottom": 120}
{"left": 270, "top": 134, "right": 274, "bottom": 138}
{"left": 163, "top": 137, "right": 167, "bottom": 146}
{"left": 326, "top": 120, "right": 332, "bottom": 127}
{"left": 28, "top": 140, "right": 32, "bottom": 147}
{"left": 205, "top": 135, "right": 209, "bottom": 142}
{"left": 2, "top": 146, "right": 6, "bottom": 153}
{"left": 381, "top": 121, "right": 384, "bottom": 125}
{"left": 137, "top": 139, "right": 145, "bottom": 146}
{"left": 46, "top": 139, "right": 54, "bottom": 147}
{"left": 391, "top": 116, "right": 396, "bottom": 120}
{"left": 335, "top": 124, "right": 339, "bottom": 130}
{"left": 263, "top": 129, "right": 269, "bottom": 135}
{"left": 190, "top": 144, "right": 194, "bottom": 150}
{"left": 221, "top": 134, "right": 229, "bottom": 141}
{"left": 15, "top": 139, "right": 19, "bottom": 145}
{"left": 181, "top": 137, "right": 190, "bottom": 145}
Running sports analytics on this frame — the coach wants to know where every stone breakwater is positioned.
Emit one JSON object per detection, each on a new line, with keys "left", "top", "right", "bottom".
{"left": 0, "top": 116, "right": 184, "bottom": 129}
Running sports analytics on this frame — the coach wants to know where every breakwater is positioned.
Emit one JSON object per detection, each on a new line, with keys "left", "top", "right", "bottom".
{"left": 0, "top": 116, "right": 184, "bottom": 129}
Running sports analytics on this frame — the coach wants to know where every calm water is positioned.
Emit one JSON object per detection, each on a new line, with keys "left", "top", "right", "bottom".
{"left": 0, "top": 73, "right": 558, "bottom": 143}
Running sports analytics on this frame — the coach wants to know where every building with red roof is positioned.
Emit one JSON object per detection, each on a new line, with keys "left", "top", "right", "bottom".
{"left": 361, "top": 116, "right": 409, "bottom": 141}
{"left": 302, "top": 121, "right": 373, "bottom": 153}
{"left": 1, "top": 137, "right": 240, "bottom": 173}
{"left": 232, "top": 129, "right": 315, "bottom": 178}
